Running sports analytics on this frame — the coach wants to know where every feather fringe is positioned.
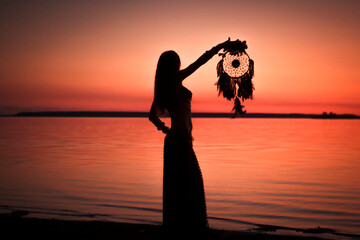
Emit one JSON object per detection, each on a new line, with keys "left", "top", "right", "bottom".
{"left": 216, "top": 60, "right": 236, "bottom": 100}
{"left": 232, "top": 97, "right": 246, "bottom": 117}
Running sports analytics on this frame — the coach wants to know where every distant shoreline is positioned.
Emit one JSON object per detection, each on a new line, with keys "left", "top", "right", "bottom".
{"left": 0, "top": 111, "right": 358, "bottom": 119}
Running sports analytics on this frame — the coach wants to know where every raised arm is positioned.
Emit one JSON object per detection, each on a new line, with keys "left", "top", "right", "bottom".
{"left": 178, "top": 38, "right": 230, "bottom": 81}
{"left": 149, "top": 99, "right": 170, "bottom": 134}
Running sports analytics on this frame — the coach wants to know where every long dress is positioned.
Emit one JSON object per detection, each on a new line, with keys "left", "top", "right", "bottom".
{"left": 163, "top": 86, "right": 208, "bottom": 231}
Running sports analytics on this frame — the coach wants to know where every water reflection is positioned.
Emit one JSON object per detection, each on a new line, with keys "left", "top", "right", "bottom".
{"left": 0, "top": 117, "right": 359, "bottom": 235}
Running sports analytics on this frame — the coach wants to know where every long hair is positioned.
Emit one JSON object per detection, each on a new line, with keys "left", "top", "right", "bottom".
{"left": 154, "top": 51, "right": 181, "bottom": 113}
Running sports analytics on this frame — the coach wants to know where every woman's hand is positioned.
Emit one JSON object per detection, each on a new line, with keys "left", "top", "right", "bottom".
{"left": 162, "top": 126, "right": 170, "bottom": 134}
{"left": 217, "top": 37, "right": 231, "bottom": 50}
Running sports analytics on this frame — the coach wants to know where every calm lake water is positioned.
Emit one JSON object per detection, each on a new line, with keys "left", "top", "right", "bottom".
{"left": 0, "top": 117, "right": 359, "bottom": 237}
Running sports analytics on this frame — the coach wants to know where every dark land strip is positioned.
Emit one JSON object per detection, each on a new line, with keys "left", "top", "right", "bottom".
{"left": 2, "top": 111, "right": 359, "bottom": 119}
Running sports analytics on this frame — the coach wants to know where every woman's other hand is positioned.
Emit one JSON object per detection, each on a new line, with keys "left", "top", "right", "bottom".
{"left": 162, "top": 126, "right": 170, "bottom": 134}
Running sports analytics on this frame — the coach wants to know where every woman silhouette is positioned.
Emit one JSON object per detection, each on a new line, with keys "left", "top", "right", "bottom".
{"left": 149, "top": 39, "right": 230, "bottom": 233}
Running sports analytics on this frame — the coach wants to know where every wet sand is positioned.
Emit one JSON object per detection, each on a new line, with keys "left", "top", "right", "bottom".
{"left": 1, "top": 212, "right": 331, "bottom": 240}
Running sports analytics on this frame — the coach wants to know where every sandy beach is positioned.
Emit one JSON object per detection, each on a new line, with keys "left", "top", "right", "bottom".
{"left": 1, "top": 211, "right": 336, "bottom": 240}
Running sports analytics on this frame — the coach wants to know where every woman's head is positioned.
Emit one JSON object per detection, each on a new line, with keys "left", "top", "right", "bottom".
{"left": 154, "top": 51, "right": 181, "bottom": 112}
{"left": 156, "top": 50, "right": 180, "bottom": 75}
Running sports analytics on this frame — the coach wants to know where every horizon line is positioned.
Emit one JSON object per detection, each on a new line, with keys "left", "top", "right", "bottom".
{"left": 2, "top": 111, "right": 359, "bottom": 119}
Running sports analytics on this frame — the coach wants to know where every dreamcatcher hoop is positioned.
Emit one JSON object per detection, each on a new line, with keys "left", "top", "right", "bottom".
{"left": 222, "top": 52, "right": 250, "bottom": 77}
{"left": 216, "top": 40, "right": 254, "bottom": 117}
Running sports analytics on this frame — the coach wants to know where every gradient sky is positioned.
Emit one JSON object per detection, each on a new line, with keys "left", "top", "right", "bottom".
{"left": 0, "top": 0, "right": 359, "bottom": 114}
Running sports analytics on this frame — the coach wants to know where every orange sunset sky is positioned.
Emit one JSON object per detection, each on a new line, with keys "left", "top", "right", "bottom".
{"left": 0, "top": 0, "right": 359, "bottom": 115}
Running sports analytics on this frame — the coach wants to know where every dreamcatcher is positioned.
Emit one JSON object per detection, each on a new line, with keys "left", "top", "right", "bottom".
{"left": 216, "top": 40, "right": 254, "bottom": 116}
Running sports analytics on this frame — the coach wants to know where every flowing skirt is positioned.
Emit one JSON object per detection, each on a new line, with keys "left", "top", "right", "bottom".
{"left": 163, "top": 129, "right": 208, "bottom": 231}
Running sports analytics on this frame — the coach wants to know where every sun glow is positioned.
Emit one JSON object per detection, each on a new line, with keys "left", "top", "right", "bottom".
{"left": 0, "top": 0, "right": 359, "bottom": 115}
